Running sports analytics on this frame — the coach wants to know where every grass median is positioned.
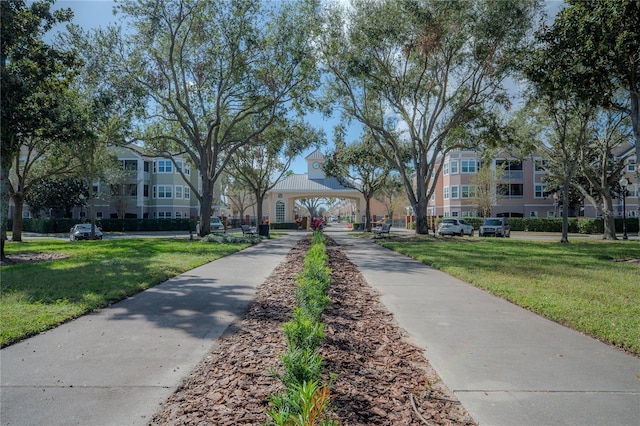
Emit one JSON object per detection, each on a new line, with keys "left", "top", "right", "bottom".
{"left": 379, "top": 237, "right": 640, "bottom": 356}
{"left": 1, "top": 238, "right": 251, "bottom": 347}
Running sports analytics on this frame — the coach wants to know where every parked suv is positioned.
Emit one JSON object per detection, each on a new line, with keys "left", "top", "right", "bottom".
{"left": 438, "top": 218, "right": 474, "bottom": 236}
{"left": 479, "top": 217, "right": 510, "bottom": 237}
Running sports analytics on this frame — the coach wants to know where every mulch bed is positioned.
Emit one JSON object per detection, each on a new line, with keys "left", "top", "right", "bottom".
{"left": 150, "top": 235, "right": 476, "bottom": 425}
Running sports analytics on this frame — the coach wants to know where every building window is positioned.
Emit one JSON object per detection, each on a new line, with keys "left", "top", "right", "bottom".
{"left": 461, "top": 160, "right": 477, "bottom": 173}
{"left": 534, "top": 183, "right": 546, "bottom": 199}
{"left": 96, "top": 211, "right": 103, "bottom": 218}
{"left": 443, "top": 186, "right": 449, "bottom": 200}
{"left": 443, "top": 162, "right": 449, "bottom": 175}
{"left": 175, "top": 186, "right": 183, "bottom": 199}
{"left": 175, "top": 160, "right": 182, "bottom": 173}
{"left": 175, "top": 211, "right": 182, "bottom": 219}
{"left": 530, "top": 211, "right": 538, "bottom": 217}
{"left": 155, "top": 185, "right": 172, "bottom": 199}
{"left": 451, "top": 211, "right": 459, "bottom": 217}
{"left": 628, "top": 158, "right": 636, "bottom": 173}
{"left": 450, "top": 185, "right": 459, "bottom": 199}
{"left": 158, "top": 211, "right": 172, "bottom": 219}
{"left": 276, "top": 200, "right": 285, "bottom": 223}
{"left": 123, "top": 159, "right": 137, "bottom": 171}
{"left": 461, "top": 185, "right": 476, "bottom": 198}
{"left": 184, "top": 187, "right": 190, "bottom": 199}
{"left": 157, "top": 160, "right": 173, "bottom": 173}
{"left": 498, "top": 183, "right": 524, "bottom": 199}
{"left": 547, "top": 211, "right": 556, "bottom": 218}
{"left": 534, "top": 158, "right": 548, "bottom": 172}
{"left": 144, "top": 161, "right": 150, "bottom": 172}
{"left": 444, "top": 211, "right": 450, "bottom": 217}
{"left": 450, "top": 161, "right": 458, "bottom": 174}
{"left": 497, "top": 159, "right": 524, "bottom": 180}
{"left": 144, "top": 185, "right": 149, "bottom": 197}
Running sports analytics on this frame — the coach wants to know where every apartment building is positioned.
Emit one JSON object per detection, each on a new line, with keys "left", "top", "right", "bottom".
{"left": 433, "top": 147, "right": 638, "bottom": 219}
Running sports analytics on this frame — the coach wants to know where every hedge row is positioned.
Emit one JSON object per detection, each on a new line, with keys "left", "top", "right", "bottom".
{"left": 11, "top": 218, "right": 197, "bottom": 233}
{"left": 435, "top": 217, "right": 639, "bottom": 234}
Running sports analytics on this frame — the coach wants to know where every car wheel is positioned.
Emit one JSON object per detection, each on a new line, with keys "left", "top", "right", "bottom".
{"left": 470, "top": 229, "right": 474, "bottom": 237}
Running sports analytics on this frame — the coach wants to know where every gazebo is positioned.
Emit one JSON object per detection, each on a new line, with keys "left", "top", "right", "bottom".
{"left": 266, "top": 150, "right": 365, "bottom": 224}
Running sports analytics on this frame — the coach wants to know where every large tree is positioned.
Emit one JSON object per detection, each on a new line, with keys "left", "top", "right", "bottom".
{"left": 530, "top": 0, "right": 640, "bottom": 231}
{"left": 0, "top": 0, "right": 80, "bottom": 258}
{"left": 324, "top": 133, "right": 394, "bottom": 232}
{"left": 319, "top": 0, "right": 542, "bottom": 234}
{"left": 110, "top": 0, "right": 321, "bottom": 236}
{"left": 226, "top": 119, "right": 323, "bottom": 227}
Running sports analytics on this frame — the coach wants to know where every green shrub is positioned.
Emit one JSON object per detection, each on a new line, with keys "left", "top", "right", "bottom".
{"left": 200, "top": 233, "right": 262, "bottom": 244}
{"left": 281, "top": 347, "right": 324, "bottom": 388}
{"left": 270, "top": 222, "right": 299, "bottom": 230}
{"left": 283, "top": 308, "right": 325, "bottom": 351}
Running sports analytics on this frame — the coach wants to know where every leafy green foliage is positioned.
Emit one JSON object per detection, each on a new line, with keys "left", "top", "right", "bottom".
{"left": 319, "top": 0, "right": 542, "bottom": 234}
{"left": 268, "top": 230, "right": 336, "bottom": 424}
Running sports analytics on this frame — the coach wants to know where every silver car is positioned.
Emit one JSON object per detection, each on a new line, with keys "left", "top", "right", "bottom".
{"left": 196, "top": 217, "right": 225, "bottom": 234}
{"left": 438, "top": 218, "right": 474, "bottom": 236}
{"left": 479, "top": 217, "right": 510, "bottom": 237}
{"left": 70, "top": 224, "right": 103, "bottom": 241}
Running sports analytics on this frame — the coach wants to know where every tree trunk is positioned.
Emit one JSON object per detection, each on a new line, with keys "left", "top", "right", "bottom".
{"left": 11, "top": 193, "right": 24, "bottom": 242}
{"left": 255, "top": 189, "right": 264, "bottom": 226}
{"left": 600, "top": 194, "right": 617, "bottom": 240}
{"left": 560, "top": 182, "right": 570, "bottom": 243}
{"left": 414, "top": 196, "right": 430, "bottom": 235}
{"left": 364, "top": 196, "right": 372, "bottom": 232}
{"left": 199, "top": 177, "right": 214, "bottom": 237}
{"left": 0, "top": 156, "right": 11, "bottom": 260}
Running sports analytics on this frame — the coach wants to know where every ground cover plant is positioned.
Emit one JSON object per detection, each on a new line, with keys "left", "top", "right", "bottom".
{"left": 268, "top": 230, "right": 336, "bottom": 425}
{"left": 0, "top": 238, "right": 251, "bottom": 347}
{"left": 378, "top": 237, "right": 640, "bottom": 355}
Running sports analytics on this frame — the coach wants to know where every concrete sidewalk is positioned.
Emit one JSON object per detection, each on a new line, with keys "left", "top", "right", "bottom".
{"left": 327, "top": 231, "right": 640, "bottom": 426}
{"left": 0, "top": 234, "right": 302, "bottom": 426}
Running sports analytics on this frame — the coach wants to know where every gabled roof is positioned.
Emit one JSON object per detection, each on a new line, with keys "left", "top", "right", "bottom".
{"left": 305, "top": 149, "right": 325, "bottom": 161}
{"left": 271, "top": 174, "right": 358, "bottom": 193}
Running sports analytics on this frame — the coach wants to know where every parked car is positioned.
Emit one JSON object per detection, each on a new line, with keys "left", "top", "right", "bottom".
{"left": 196, "top": 216, "right": 225, "bottom": 234}
{"left": 69, "top": 224, "right": 103, "bottom": 241}
{"left": 479, "top": 217, "right": 510, "bottom": 237}
{"left": 438, "top": 218, "right": 474, "bottom": 236}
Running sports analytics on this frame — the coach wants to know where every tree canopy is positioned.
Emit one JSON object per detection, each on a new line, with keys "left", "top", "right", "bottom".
{"left": 107, "top": 0, "right": 322, "bottom": 236}
{"left": 319, "top": 0, "right": 542, "bottom": 234}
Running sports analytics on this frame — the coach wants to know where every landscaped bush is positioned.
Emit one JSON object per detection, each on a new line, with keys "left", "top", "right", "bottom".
{"left": 270, "top": 222, "right": 299, "bottom": 230}
{"left": 13, "top": 218, "right": 197, "bottom": 233}
{"left": 267, "top": 230, "right": 336, "bottom": 426}
{"left": 200, "top": 233, "right": 262, "bottom": 244}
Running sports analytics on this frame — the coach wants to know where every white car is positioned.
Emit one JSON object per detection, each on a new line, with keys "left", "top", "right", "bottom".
{"left": 196, "top": 217, "right": 225, "bottom": 234}
{"left": 69, "top": 224, "right": 103, "bottom": 241}
{"left": 438, "top": 219, "right": 474, "bottom": 236}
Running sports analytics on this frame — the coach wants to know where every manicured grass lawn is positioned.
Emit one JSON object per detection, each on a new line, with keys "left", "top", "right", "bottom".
{"left": 1, "top": 238, "right": 251, "bottom": 347}
{"left": 379, "top": 237, "right": 640, "bottom": 355}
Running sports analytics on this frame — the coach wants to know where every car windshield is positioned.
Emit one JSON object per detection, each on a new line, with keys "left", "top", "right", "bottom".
{"left": 211, "top": 218, "right": 221, "bottom": 223}
{"left": 76, "top": 224, "right": 92, "bottom": 230}
{"left": 484, "top": 219, "right": 502, "bottom": 226}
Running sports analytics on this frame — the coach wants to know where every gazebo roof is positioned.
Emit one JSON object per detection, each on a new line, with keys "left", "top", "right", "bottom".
{"left": 271, "top": 174, "right": 358, "bottom": 193}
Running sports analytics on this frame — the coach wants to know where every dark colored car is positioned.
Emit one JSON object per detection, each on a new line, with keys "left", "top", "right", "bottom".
{"left": 70, "top": 224, "right": 103, "bottom": 241}
{"left": 479, "top": 217, "right": 510, "bottom": 237}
